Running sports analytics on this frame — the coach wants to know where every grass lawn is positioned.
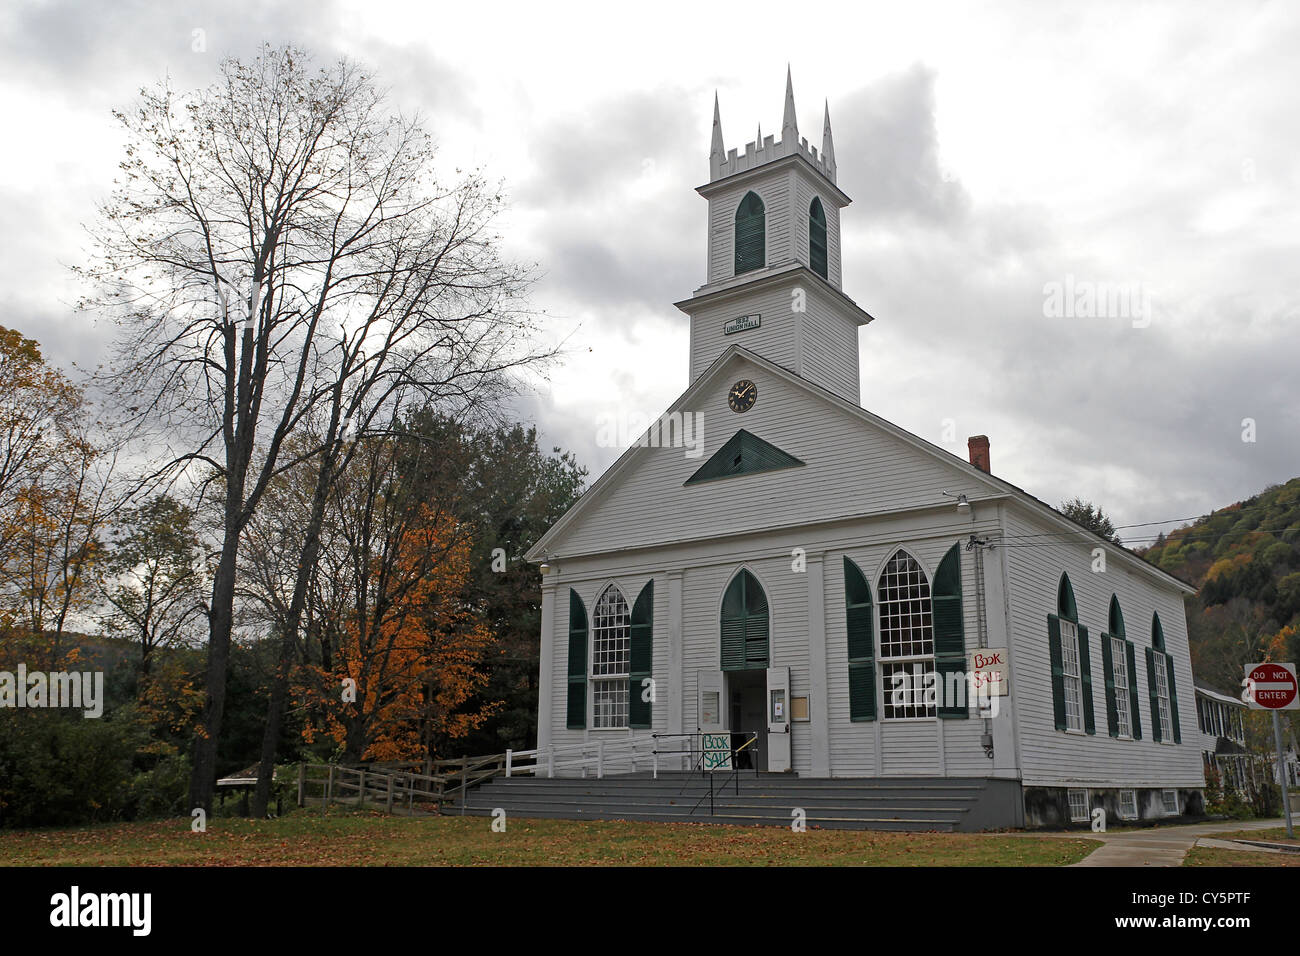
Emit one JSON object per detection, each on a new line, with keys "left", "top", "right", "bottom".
{"left": 1183, "top": 826, "right": 1300, "bottom": 867}
{"left": 0, "top": 810, "right": 1100, "bottom": 867}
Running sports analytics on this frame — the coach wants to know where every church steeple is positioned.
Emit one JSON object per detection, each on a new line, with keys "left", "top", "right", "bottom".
{"left": 682, "top": 74, "right": 872, "bottom": 406}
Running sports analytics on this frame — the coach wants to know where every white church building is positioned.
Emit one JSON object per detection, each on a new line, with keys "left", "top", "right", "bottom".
{"left": 524, "top": 74, "right": 1205, "bottom": 829}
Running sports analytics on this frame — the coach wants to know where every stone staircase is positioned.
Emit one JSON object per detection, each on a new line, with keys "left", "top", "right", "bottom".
{"left": 461, "top": 772, "right": 1022, "bottom": 831}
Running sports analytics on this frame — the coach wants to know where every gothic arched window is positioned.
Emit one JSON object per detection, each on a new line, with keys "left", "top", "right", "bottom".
{"left": 734, "top": 191, "right": 765, "bottom": 275}
{"left": 591, "top": 584, "right": 631, "bottom": 728}
{"left": 877, "top": 550, "right": 934, "bottom": 719}
{"left": 809, "top": 197, "right": 828, "bottom": 278}
{"left": 1048, "top": 573, "right": 1095, "bottom": 735}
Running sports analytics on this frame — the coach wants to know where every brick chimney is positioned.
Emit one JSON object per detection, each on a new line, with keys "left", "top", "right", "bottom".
{"left": 967, "top": 435, "right": 991, "bottom": 473}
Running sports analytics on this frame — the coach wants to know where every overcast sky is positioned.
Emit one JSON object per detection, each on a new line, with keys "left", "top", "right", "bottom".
{"left": 2, "top": 0, "right": 1296, "bottom": 544}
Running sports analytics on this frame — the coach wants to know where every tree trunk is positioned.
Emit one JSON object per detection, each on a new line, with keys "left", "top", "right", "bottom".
{"left": 251, "top": 452, "right": 335, "bottom": 817}
{"left": 189, "top": 532, "right": 238, "bottom": 812}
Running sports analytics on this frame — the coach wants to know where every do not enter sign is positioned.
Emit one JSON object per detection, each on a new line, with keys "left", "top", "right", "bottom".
{"left": 1243, "top": 662, "right": 1299, "bottom": 710}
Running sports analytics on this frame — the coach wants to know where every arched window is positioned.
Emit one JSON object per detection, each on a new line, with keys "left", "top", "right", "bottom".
{"left": 1147, "top": 612, "right": 1180, "bottom": 743}
{"left": 1103, "top": 595, "right": 1136, "bottom": 739}
{"left": 720, "top": 569, "right": 769, "bottom": 670}
{"left": 591, "top": 584, "right": 631, "bottom": 728}
{"left": 877, "top": 550, "right": 934, "bottom": 719}
{"left": 734, "top": 191, "right": 765, "bottom": 275}
{"left": 1048, "top": 573, "right": 1094, "bottom": 734}
{"left": 809, "top": 197, "right": 828, "bottom": 279}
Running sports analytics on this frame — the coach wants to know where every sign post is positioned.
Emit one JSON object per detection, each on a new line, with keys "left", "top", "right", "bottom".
{"left": 1243, "top": 662, "right": 1298, "bottom": 838}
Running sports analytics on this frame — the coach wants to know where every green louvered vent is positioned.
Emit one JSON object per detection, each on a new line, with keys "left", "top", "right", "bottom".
{"left": 734, "top": 191, "right": 766, "bottom": 275}
{"left": 809, "top": 197, "right": 828, "bottom": 279}
{"left": 684, "top": 429, "right": 804, "bottom": 486}
{"left": 627, "top": 580, "right": 654, "bottom": 729}
{"left": 720, "top": 569, "right": 769, "bottom": 671}
{"left": 844, "top": 557, "right": 876, "bottom": 722}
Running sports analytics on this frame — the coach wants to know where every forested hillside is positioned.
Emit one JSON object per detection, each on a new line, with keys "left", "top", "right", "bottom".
{"left": 1141, "top": 477, "right": 1300, "bottom": 694}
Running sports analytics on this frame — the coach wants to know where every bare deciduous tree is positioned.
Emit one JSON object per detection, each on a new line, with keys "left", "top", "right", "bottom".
{"left": 83, "top": 45, "right": 548, "bottom": 811}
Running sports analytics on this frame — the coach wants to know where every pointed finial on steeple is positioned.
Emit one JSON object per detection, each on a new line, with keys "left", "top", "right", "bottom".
{"left": 757, "top": 122, "right": 763, "bottom": 146}
{"left": 822, "top": 98, "right": 836, "bottom": 177}
{"left": 710, "top": 91, "right": 724, "bottom": 159}
{"left": 782, "top": 64, "right": 798, "bottom": 150}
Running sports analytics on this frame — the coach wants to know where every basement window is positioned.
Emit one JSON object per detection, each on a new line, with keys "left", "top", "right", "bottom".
{"left": 1118, "top": 789, "right": 1138, "bottom": 820}
{"left": 1162, "top": 789, "right": 1179, "bottom": 816}
{"left": 1067, "top": 789, "right": 1089, "bottom": 823}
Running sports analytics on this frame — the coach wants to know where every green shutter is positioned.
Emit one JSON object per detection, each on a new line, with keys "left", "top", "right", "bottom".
{"left": 1048, "top": 614, "right": 1066, "bottom": 731}
{"left": 844, "top": 557, "right": 875, "bottom": 722}
{"left": 734, "top": 191, "right": 766, "bottom": 275}
{"left": 744, "top": 573, "right": 770, "bottom": 668}
{"left": 809, "top": 197, "right": 828, "bottom": 279}
{"left": 684, "top": 429, "right": 804, "bottom": 486}
{"left": 1165, "top": 652, "right": 1181, "bottom": 744}
{"left": 1079, "top": 625, "right": 1095, "bottom": 735}
{"left": 933, "top": 543, "right": 966, "bottom": 718}
{"left": 721, "top": 570, "right": 768, "bottom": 671}
{"left": 1146, "top": 646, "right": 1161, "bottom": 743}
{"left": 566, "top": 589, "right": 588, "bottom": 729}
{"left": 1102, "top": 633, "right": 1118, "bottom": 738}
{"left": 1126, "top": 640, "right": 1142, "bottom": 740}
{"left": 936, "top": 656, "right": 967, "bottom": 719}
{"left": 848, "top": 661, "right": 876, "bottom": 722}
{"left": 628, "top": 580, "right": 654, "bottom": 729}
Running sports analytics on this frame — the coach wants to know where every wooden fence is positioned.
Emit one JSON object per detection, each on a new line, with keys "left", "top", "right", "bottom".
{"left": 297, "top": 753, "right": 511, "bottom": 815}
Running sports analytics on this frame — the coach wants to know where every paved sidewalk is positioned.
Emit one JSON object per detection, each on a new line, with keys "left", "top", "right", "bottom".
{"left": 1058, "top": 818, "right": 1288, "bottom": 867}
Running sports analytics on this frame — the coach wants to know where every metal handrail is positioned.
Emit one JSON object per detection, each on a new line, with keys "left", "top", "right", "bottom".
{"left": 686, "top": 732, "right": 759, "bottom": 814}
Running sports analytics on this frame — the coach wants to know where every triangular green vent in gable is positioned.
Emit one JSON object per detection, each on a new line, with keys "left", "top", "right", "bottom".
{"left": 684, "top": 429, "right": 805, "bottom": 486}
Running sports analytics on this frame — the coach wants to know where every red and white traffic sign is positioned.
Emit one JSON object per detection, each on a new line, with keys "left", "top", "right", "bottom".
{"left": 1243, "top": 662, "right": 1299, "bottom": 710}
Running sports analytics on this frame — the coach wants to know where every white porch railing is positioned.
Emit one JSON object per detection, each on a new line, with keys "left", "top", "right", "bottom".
{"left": 504, "top": 736, "right": 694, "bottom": 779}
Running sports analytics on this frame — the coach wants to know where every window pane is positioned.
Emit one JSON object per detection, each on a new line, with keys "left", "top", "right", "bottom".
{"left": 591, "top": 586, "right": 630, "bottom": 678}
{"left": 1112, "top": 637, "right": 1131, "bottom": 737}
{"left": 593, "top": 679, "right": 628, "bottom": 729}
{"left": 1060, "top": 620, "right": 1082, "bottom": 731}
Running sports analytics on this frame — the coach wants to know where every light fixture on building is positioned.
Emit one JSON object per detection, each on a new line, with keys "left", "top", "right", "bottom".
{"left": 942, "top": 490, "right": 973, "bottom": 515}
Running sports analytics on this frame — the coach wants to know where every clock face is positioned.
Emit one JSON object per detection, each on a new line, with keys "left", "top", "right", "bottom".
{"left": 728, "top": 379, "right": 757, "bottom": 413}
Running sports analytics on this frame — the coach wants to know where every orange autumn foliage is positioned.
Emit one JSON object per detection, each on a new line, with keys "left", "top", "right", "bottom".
{"left": 299, "top": 506, "right": 499, "bottom": 762}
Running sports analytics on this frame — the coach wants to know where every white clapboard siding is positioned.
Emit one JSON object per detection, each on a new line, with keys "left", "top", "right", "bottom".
{"left": 688, "top": 277, "right": 860, "bottom": 403}
{"left": 550, "top": 354, "right": 994, "bottom": 560}
{"left": 690, "top": 285, "right": 800, "bottom": 382}
{"left": 797, "top": 287, "right": 859, "bottom": 402}
{"left": 1001, "top": 507, "right": 1204, "bottom": 788}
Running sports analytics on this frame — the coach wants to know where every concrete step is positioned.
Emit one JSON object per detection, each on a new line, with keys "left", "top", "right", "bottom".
{"left": 465, "top": 774, "right": 1016, "bottom": 831}
{"left": 454, "top": 805, "right": 958, "bottom": 831}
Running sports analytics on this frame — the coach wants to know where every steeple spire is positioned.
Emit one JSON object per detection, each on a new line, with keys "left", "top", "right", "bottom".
{"left": 822, "top": 98, "right": 836, "bottom": 175}
{"left": 710, "top": 91, "right": 724, "bottom": 160}
{"left": 781, "top": 65, "right": 798, "bottom": 150}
